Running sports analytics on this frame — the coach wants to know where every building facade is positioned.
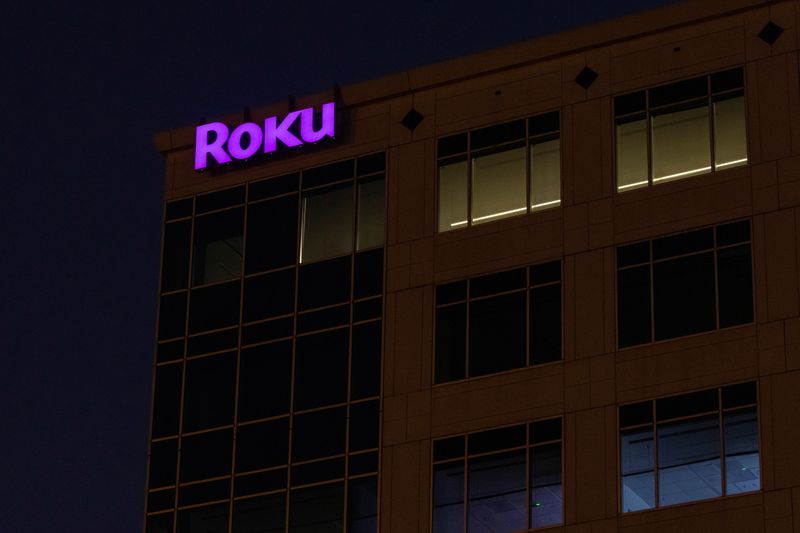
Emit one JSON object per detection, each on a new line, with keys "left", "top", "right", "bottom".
{"left": 145, "top": 1, "right": 800, "bottom": 532}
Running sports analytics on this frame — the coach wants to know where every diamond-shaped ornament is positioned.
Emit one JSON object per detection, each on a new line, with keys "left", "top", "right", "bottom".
{"left": 401, "top": 108, "right": 424, "bottom": 132}
{"left": 574, "top": 67, "right": 599, "bottom": 90}
{"left": 758, "top": 21, "right": 784, "bottom": 45}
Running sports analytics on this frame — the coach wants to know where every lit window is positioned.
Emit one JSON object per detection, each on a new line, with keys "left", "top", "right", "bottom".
{"left": 432, "top": 419, "right": 563, "bottom": 533}
{"left": 438, "top": 111, "right": 560, "bottom": 232}
{"left": 435, "top": 261, "right": 561, "bottom": 384}
{"left": 617, "top": 220, "right": 753, "bottom": 348}
{"left": 615, "top": 68, "right": 747, "bottom": 192}
{"left": 620, "top": 382, "right": 760, "bottom": 513}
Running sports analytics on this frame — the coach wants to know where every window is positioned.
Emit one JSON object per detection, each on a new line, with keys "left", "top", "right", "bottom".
{"left": 617, "top": 220, "right": 753, "bottom": 348}
{"left": 435, "top": 261, "right": 561, "bottom": 384}
{"left": 615, "top": 67, "right": 747, "bottom": 191}
{"left": 620, "top": 382, "right": 760, "bottom": 513}
{"left": 437, "top": 111, "right": 560, "bottom": 232}
{"left": 432, "top": 418, "right": 563, "bottom": 533}
{"left": 300, "top": 154, "right": 385, "bottom": 263}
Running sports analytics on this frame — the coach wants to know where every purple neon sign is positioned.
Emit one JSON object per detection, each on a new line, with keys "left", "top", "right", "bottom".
{"left": 194, "top": 102, "right": 336, "bottom": 170}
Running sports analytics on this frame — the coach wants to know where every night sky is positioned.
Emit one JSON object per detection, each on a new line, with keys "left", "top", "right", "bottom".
{"left": 3, "top": 2, "right": 675, "bottom": 531}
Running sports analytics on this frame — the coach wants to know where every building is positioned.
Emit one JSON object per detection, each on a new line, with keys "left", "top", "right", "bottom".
{"left": 144, "top": 1, "right": 800, "bottom": 532}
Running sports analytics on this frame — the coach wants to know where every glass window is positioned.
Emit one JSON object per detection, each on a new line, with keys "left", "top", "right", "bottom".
{"left": 188, "top": 280, "right": 240, "bottom": 334}
{"left": 289, "top": 483, "right": 344, "bottom": 533}
{"left": 193, "top": 208, "right": 243, "bottom": 285}
{"left": 438, "top": 111, "right": 560, "bottom": 233}
{"left": 179, "top": 429, "right": 232, "bottom": 483}
{"left": 615, "top": 68, "right": 747, "bottom": 192}
{"left": 177, "top": 503, "right": 228, "bottom": 533}
{"left": 300, "top": 184, "right": 353, "bottom": 263}
{"left": 348, "top": 476, "right": 377, "bottom": 533}
{"left": 294, "top": 328, "right": 349, "bottom": 410}
{"left": 617, "top": 220, "right": 753, "bottom": 348}
{"left": 232, "top": 493, "right": 286, "bottom": 533}
{"left": 438, "top": 159, "right": 469, "bottom": 232}
{"left": 357, "top": 178, "right": 385, "bottom": 250}
{"left": 162, "top": 221, "right": 191, "bottom": 292}
{"left": 152, "top": 363, "right": 182, "bottom": 438}
{"left": 619, "top": 382, "right": 760, "bottom": 513}
{"left": 237, "top": 341, "right": 292, "bottom": 422}
{"left": 182, "top": 352, "right": 236, "bottom": 432}
{"left": 471, "top": 146, "right": 527, "bottom": 225}
{"left": 435, "top": 261, "right": 561, "bottom": 384}
{"left": 235, "top": 418, "right": 289, "bottom": 472}
{"left": 245, "top": 195, "right": 298, "bottom": 274}
{"left": 146, "top": 512, "right": 173, "bottom": 533}
{"left": 432, "top": 419, "right": 563, "bottom": 533}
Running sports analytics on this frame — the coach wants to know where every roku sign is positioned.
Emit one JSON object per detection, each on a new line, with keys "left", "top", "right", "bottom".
{"left": 194, "top": 102, "right": 336, "bottom": 170}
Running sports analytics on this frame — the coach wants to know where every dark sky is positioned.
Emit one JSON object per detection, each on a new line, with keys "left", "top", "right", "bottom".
{"left": 2, "top": 1, "right": 675, "bottom": 531}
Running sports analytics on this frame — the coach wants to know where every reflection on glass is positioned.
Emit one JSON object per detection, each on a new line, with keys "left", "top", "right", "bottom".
{"left": 651, "top": 104, "right": 711, "bottom": 183}
{"left": 724, "top": 408, "right": 760, "bottom": 495}
{"left": 714, "top": 95, "right": 748, "bottom": 170}
{"left": 300, "top": 185, "right": 353, "bottom": 263}
{"left": 471, "top": 146, "right": 526, "bottom": 226}
{"left": 357, "top": 178, "right": 385, "bottom": 250}
{"left": 177, "top": 503, "right": 229, "bottom": 533}
{"left": 433, "top": 461, "right": 464, "bottom": 533}
{"left": 658, "top": 415, "right": 721, "bottom": 507}
{"left": 616, "top": 117, "right": 648, "bottom": 191}
{"left": 621, "top": 427, "right": 655, "bottom": 512}
{"left": 232, "top": 493, "right": 286, "bottom": 533}
{"left": 288, "top": 483, "right": 344, "bottom": 533}
{"left": 467, "top": 451, "right": 526, "bottom": 533}
{"left": 193, "top": 209, "right": 243, "bottom": 285}
{"left": 530, "top": 139, "right": 560, "bottom": 211}
{"left": 530, "top": 443, "right": 563, "bottom": 528}
{"left": 438, "top": 160, "right": 468, "bottom": 232}
{"left": 348, "top": 476, "right": 378, "bottom": 533}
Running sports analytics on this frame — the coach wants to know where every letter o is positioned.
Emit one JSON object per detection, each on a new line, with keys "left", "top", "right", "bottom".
{"left": 228, "top": 122, "right": 263, "bottom": 160}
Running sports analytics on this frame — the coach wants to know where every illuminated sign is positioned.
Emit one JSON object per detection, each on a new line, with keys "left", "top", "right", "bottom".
{"left": 194, "top": 102, "right": 336, "bottom": 170}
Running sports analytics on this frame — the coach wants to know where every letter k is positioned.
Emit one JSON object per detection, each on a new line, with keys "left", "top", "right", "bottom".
{"left": 264, "top": 110, "right": 303, "bottom": 153}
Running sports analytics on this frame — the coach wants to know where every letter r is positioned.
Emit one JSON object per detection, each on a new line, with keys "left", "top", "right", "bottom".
{"left": 195, "top": 122, "right": 231, "bottom": 170}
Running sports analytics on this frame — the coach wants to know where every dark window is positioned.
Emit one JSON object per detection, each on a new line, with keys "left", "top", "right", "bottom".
{"left": 196, "top": 185, "right": 245, "bottom": 214}
{"left": 294, "top": 328, "right": 349, "bottom": 410}
{"left": 161, "top": 221, "right": 191, "bottom": 292}
{"left": 178, "top": 478, "right": 230, "bottom": 507}
{"left": 245, "top": 195, "right": 298, "bottom": 273}
{"left": 235, "top": 417, "right": 290, "bottom": 472}
{"left": 615, "top": 67, "right": 747, "bottom": 192}
{"left": 438, "top": 111, "right": 560, "bottom": 233}
{"left": 432, "top": 419, "right": 563, "bottom": 533}
{"left": 348, "top": 476, "right": 378, "bottom": 533}
{"left": 186, "top": 328, "right": 238, "bottom": 357}
{"left": 152, "top": 363, "right": 182, "bottom": 438}
{"left": 146, "top": 512, "right": 174, "bottom": 533}
{"left": 617, "top": 220, "right": 753, "bottom": 348}
{"left": 248, "top": 172, "right": 299, "bottom": 202}
{"left": 349, "top": 400, "right": 380, "bottom": 452}
{"left": 292, "top": 407, "right": 346, "bottom": 462}
{"left": 237, "top": 341, "right": 292, "bottom": 421}
{"left": 193, "top": 208, "right": 243, "bottom": 285}
{"left": 241, "top": 317, "right": 293, "bottom": 346}
{"left": 435, "top": 261, "right": 561, "bottom": 384}
{"left": 351, "top": 320, "right": 382, "bottom": 400}
{"left": 156, "top": 339, "right": 184, "bottom": 363}
{"left": 288, "top": 483, "right": 344, "bottom": 533}
{"left": 182, "top": 352, "right": 236, "bottom": 432}
{"left": 166, "top": 197, "right": 193, "bottom": 220}
{"left": 619, "top": 382, "right": 759, "bottom": 513}
{"left": 243, "top": 268, "right": 295, "bottom": 323}
{"left": 158, "top": 292, "right": 187, "bottom": 340}
{"left": 176, "top": 503, "right": 229, "bottom": 533}
{"left": 149, "top": 439, "right": 178, "bottom": 489}
{"left": 188, "top": 280, "right": 241, "bottom": 334}
{"left": 179, "top": 429, "right": 232, "bottom": 482}
{"left": 147, "top": 489, "right": 175, "bottom": 513}
{"left": 291, "top": 457, "right": 345, "bottom": 486}
{"left": 234, "top": 469, "right": 287, "bottom": 498}
{"left": 298, "top": 256, "right": 351, "bottom": 310}
{"left": 354, "top": 249, "right": 384, "bottom": 299}
{"left": 232, "top": 493, "right": 286, "bottom": 533}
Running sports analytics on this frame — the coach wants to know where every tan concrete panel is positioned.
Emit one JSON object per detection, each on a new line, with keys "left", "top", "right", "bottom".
{"left": 395, "top": 142, "right": 427, "bottom": 243}
{"left": 770, "top": 371, "right": 800, "bottom": 489}
{"left": 572, "top": 98, "right": 607, "bottom": 205}
{"left": 387, "top": 442, "right": 421, "bottom": 533}
{"left": 763, "top": 210, "right": 799, "bottom": 320}
{"left": 574, "top": 249, "right": 607, "bottom": 358}
{"left": 575, "top": 408, "right": 609, "bottom": 522}
{"left": 616, "top": 334, "right": 758, "bottom": 401}
{"left": 392, "top": 288, "right": 425, "bottom": 395}
{"left": 755, "top": 55, "right": 793, "bottom": 163}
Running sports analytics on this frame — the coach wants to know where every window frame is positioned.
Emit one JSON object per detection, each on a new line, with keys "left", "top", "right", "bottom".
{"left": 433, "top": 260, "right": 563, "bottom": 385}
{"left": 430, "top": 418, "right": 565, "bottom": 533}
{"left": 618, "top": 382, "right": 761, "bottom": 514}
{"left": 613, "top": 67, "right": 748, "bottom": 192}
{"left": 436, "top": 110, "right": 562, "bottom": 233}
{"left": 615, "top": 220, "right": 754, "bottom": 349}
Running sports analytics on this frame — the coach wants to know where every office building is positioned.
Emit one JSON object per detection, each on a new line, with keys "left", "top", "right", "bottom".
{"left": 145, "top": 1, "right": 800, "bottom": 532}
